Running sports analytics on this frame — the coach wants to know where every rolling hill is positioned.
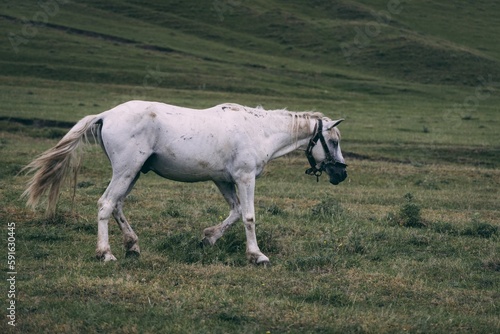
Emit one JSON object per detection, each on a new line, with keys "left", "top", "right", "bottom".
{"left": 2, "top": 0, "right": 499, "bottom": 93}
{"left": 0, "top": 0, "right": 499, "bottom": 149}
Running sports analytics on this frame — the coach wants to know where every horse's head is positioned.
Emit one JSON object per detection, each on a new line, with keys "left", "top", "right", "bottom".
{"left": 305, "top": 119, "right": 347, "bottom": 185}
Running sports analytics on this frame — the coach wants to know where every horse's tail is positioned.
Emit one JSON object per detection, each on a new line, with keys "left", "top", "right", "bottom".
{"left": 22, "top": 114, "right": 103, "bottom": 216}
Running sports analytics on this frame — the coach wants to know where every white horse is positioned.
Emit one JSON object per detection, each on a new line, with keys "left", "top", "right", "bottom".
{"left": 23, "top": 101, "right": 347, "bottom": 264}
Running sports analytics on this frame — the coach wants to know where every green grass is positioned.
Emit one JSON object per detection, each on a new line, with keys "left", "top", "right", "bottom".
{"left": 1, "top": 0, "right": 499, "bottom": 333}
{"left": 2, "top": 133, "right": 499, "bottom": 333}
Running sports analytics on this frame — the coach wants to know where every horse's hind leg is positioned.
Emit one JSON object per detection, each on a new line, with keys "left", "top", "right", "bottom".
{"left": 96, "top": 170, "right": 141, "bottom": 261}
{"left": 113, "top": 173, "right": 141, "bottom": 257}
{"left": 202, "top": 181, "right": 241, "bottom": 246}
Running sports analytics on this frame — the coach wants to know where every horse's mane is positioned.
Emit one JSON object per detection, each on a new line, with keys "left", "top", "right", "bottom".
{"left": 255, "top": 105, "right": 326, "bottom": 120}
{"left": 218, "top": 104, "right": 328, "bottom": 142}
{"left": 219, "top": 103, "right": 326, "bottom": 120}
{"left": 257, "top": 106, "right": 330, "bottom": 143}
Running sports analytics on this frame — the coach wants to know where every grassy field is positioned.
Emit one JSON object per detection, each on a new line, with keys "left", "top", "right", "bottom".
{"left": 1, "top": 0, "right": 499, "bottom": 333}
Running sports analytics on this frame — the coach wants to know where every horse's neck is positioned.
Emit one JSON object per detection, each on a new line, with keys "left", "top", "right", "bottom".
{"left": 266, "top": 112, "right": 316, "bottom": 160}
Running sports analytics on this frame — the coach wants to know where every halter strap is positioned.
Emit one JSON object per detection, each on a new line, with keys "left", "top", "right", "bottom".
{"left": 305, "top": 119, "right": 346, "bottom": 182}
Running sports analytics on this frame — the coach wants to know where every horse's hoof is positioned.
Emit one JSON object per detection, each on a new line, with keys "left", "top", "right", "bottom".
{"left": 256, "top": 254, "right": 271, "bottom": 266}
{"left": 202, "top": 226, "right": 220, "bottom": 246}
{"left": 97, "top": 252, "right": 117, "bottom": 262}
{"left": 257, "top": 259, "right": 271, "bottom": 267}
{"left": 125, "top": 249, "right": 140, "bottom": 258}
{"left": 247, "top": 253, "right": 270, "bottom": 266}
{"left": 200, "top": 237, "right": 215, "bottom": 247}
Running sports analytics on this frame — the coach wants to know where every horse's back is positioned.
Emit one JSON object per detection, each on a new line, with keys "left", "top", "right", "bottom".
{"left": 103, "top": 100, "right": 249, "bottom": 129}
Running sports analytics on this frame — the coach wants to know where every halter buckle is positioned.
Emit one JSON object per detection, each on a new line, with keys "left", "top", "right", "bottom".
{"left": 305, "top": 167, "right": 322, "bottom": 182}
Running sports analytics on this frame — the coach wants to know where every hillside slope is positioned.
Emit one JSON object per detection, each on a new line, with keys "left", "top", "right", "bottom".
{"left": 2, "top": 0, "right": 499, "bottom": 95}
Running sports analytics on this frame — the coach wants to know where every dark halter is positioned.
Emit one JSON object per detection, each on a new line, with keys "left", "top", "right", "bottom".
{"left": 305, "top": 119, "right": 347, "bottom": 182}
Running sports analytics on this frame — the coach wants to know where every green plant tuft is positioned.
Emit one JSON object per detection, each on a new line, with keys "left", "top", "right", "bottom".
{"left": 462, "top": 221, "right": 498, "bottom": 239}
{"left": 388, "top": 193, "right": 426, "bottom": 228}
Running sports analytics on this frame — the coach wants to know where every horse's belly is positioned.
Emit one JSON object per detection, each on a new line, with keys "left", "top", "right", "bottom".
{"left": 144, "top": 153, "right": 231, "bottom": 182}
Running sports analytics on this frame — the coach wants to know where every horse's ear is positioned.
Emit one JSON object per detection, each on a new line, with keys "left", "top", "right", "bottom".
{"left": 325, "top": 119, "right": 344, "bottom": 130}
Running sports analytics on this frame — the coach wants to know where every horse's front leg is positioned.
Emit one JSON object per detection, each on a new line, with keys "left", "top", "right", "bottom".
{"left": 236, "top": 175, "right": 270, "bottom": 265}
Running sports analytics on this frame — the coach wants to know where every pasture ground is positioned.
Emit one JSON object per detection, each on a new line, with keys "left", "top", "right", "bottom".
{"left": 1, "top": 92, "right": 499, "bottom": 332}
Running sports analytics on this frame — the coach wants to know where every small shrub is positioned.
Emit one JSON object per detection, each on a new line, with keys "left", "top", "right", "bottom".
{"left": 400, "top": 193, "right": 424, "bottom": 227}
{"left": 462, "top": 221, "right": 498, "bottom": 239}
{"left": 388, "top": 193, "right": 426, "bottom": 228}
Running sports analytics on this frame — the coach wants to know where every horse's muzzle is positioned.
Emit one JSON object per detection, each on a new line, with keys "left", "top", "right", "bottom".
{"left": 325, "top": 163, "right": 347, "bottom": 185}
